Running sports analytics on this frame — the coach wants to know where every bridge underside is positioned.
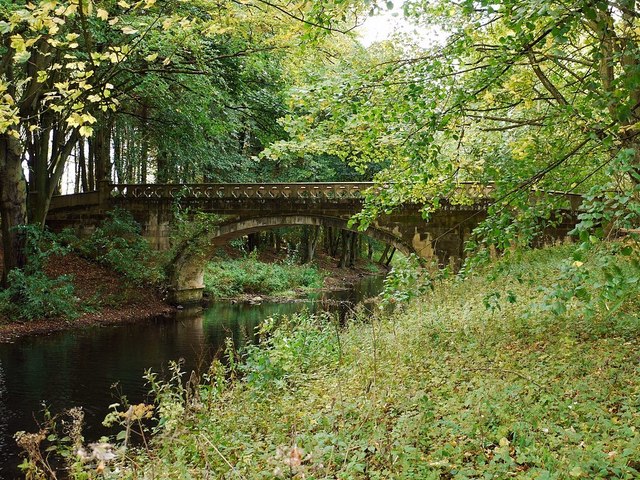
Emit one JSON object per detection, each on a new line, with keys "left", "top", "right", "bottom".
{"left": 140, "top": 205, "right": 485, "bottom": 305}
{"left": 168, "top": 214, "right": 423, "bottom": 305}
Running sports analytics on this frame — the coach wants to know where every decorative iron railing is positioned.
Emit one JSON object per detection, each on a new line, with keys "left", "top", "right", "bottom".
{"left": 111, "top": 183, "right": 375, "bottom": 200}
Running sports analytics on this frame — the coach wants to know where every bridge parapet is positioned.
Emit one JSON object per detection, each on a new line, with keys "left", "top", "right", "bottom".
{"left": 112, "top": 182, "right": 376, "bottom": 200}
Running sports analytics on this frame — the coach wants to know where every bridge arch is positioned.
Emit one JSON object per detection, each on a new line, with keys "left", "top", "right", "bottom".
{"left": 169, "top": 214, "right": 416, "bottom": 305}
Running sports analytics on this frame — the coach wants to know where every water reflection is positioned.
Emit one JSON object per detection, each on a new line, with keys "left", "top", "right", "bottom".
{"left": 0, "top": 276, "right": 383, "bottom": 477}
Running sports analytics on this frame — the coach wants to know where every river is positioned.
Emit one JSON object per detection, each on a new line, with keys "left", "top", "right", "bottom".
{"left": 0, "top": 276, "right": 384, "bottom": 478}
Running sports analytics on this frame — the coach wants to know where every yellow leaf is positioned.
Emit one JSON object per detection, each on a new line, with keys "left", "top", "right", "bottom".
{"left": 64, "top": 3, "right": 78, "bottom": 16}
{"left": 79, "top": 125, "right": 94, "bottom": 137}
{"left": 96, "top": 8, "right": 109, "bottom": 21}
{"left": 10, "top": 35, "right": 25, "bottom": 51}
{"left": 66, "top": 113, "right": 82, "bottom": 128}
{"left": 82, "top": 113, "right": 97, "bottom": 124}
{"left": 121, "top": 26, "right": 138, "bottom": 35}
{"left": 145, "top": 53, "right": 158, "bottom": 62}
{"left": 162, "top": 18, "right": 174, "bottom": 30}
{"left": 118, "top": 0, "right": 131, "bottom": 8}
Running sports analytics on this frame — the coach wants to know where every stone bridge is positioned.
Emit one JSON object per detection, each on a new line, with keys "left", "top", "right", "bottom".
{"left": 47, "top": 182, "right": 580, "bottom": 304}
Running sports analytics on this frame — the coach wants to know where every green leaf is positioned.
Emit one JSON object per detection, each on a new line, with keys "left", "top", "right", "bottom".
{"left": 14, "top": 50, "right": 31, "bottom": 64}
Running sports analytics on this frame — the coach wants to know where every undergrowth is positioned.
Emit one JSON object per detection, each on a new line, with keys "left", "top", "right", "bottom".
{"left": 0, "top": 226, "right": 80, "bottom": 321}
{"left": 69, "top": 208, "right": 166, "bottom": 286}
{"left": 18, "top": 243, "right": 640, "bottom": 478}
{"left": 204, "top": 252, "right": 325, "bottom": 298}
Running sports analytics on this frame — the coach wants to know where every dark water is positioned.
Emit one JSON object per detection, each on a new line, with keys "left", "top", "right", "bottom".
{"left": 0, "top": 276, "right": 383, "bottom": 478}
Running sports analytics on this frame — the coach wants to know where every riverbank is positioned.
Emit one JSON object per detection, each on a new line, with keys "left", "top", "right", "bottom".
{"left": 90, "top": 244, "right": 639, "bottom": 479}
{"left": 0, "top": 250, "right": 385, "bottom": 343}
{"left": 0, "top": 253, "right": 174, "bottom": 343}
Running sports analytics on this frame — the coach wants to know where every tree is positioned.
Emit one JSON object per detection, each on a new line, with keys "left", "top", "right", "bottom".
{"left": 267, "top": 0, "right": 640, "bottom": 239}
{"left": 0, "top": 0, "right": 373, "bottom": 282}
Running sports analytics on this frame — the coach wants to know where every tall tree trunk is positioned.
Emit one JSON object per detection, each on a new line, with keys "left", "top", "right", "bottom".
{"left": 301, "top": 226, "right": 319, "bottom": 264}
{"left": 338, "top": 230, "right": 350, "bottom": 268}
{"left": 385, "top": 247, "right": 396, "bottom": 267}
{"left": 0, "top": 134, "right": 28, "bottom": 285}
{"left": 140, "top": 104, "right": 149, "bottom": 183}
{"left": 348, "top": 232, "right": 357, "bottom": 267}
{"left": 87, "top": 137, "right": 95, "bottom": 191}
{"left": 113, "top": 121, "right": 123, "bottom": 183}
{"left": 379, "top": 244, "right": 391, "bottom": 264}
{"left": 94, "top": 116, "right": 112, "bottom": 184}
{"left": 247, "top": 233, "right": 260, "bottom": 252}
{"left": 78, "top": 138, "right": 88, "bottom": 192}
{"left": 157, "top": 149, "right": 169, "bottom": 183}
{"left": 275, "top": 231, "right": 282, "bottom": 255}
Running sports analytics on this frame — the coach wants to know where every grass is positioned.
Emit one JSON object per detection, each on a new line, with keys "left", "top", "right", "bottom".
{"left": 203, "top": 254, "right": 325, "bottom": 298}
{"left": 25, "top": 244, "right": 640, "bottom": 478}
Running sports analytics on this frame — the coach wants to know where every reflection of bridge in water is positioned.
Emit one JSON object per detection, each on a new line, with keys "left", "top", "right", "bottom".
{"left": 47, "top": 182, "right": 581, "bottom": 304}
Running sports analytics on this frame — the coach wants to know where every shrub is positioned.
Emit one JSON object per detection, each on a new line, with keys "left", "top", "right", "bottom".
{"left": 379, "top": 253, "right": 436, "bottom": 309}
{"left": 0, "top": 270, "right": 78, "bottom": 321}
{"left": 0, "top": 226, "right": 80, "bottom": 321}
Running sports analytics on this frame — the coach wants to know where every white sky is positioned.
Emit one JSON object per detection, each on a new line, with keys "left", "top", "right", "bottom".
{"left": 356, "top": 3, "right": 441, "bottom": 49}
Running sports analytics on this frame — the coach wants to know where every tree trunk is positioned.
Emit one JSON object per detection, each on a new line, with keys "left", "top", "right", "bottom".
{"left": 88, "top": 137, "right": 95, "bottom": 191}
{"left": 275, "top": 231, "right": 282, "bottom": 255}
{"left": 94, "top": 117, "right": 112, "bottom": 184}
{"left": 379, "top": 244, "right": 391, "bottom": 264}
{"left": 385, "top": 247, "right": 396, "bottom": 267}
{"left": 301, "top": 226, "right": 319, "bottom": 264}
{"left": 157, "top": 149, "right": 169, "bottom": 183}
{"left": 0, "top": 134, "right": 28, "bottom": 285}
{"left": 79, "top": 138, "right": 88, "bottom": 193}
{"left": 338, "top": 230, "right": 350, "bottom": 268}
{"left": 247, "top": 233, "right": 260, "bottom": 252}
{"left": 348, "top": 232, "right": 357, "bottom": 267}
